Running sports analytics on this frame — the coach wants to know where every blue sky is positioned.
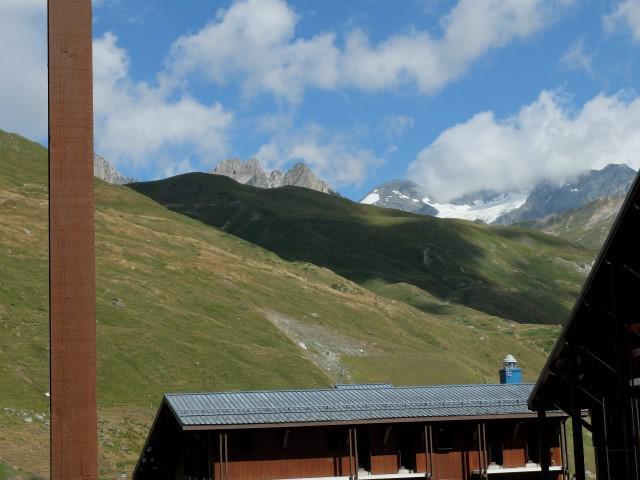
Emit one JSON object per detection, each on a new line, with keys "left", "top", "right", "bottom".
{"left": 2, "top": 0, "right": 640, "bottom": 201}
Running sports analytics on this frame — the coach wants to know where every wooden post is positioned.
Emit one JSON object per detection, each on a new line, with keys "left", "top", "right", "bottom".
{"left": 353, "top": 427, "right": 359, "bottom": 479}
{"left": 348, "top": 428, "right": 354, "bottom": 478}
{"left": 48, "top": 1, "right": 97, "bottom": 479}
{"left": 428, "top": 424, "right": 435, "bottom": 479}
{"left": 538, "top": 410, "right": 551, "bottom": 480}
{"left": 568, "top": 348, "right": 586, "bottom": 480}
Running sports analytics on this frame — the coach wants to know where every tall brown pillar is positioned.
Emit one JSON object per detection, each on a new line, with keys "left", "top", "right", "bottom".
{"left": 48, "top": 1, "right": 97, "bottom": 479}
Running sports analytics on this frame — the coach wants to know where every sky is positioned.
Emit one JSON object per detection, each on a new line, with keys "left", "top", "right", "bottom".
{"left": 2, "top": 0, "right": 640, "bottom": 201}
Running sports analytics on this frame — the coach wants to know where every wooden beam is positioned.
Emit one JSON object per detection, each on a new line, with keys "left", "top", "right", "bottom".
{"left": 48, "top": 1, "right": 97, "bottom": 479}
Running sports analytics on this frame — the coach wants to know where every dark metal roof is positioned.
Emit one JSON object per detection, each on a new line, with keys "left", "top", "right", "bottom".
{"left": 164, "top": 383, "right": 538, "bottom": 427}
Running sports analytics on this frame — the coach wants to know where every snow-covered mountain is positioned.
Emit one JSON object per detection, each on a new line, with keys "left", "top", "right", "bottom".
{"left": 360, "top": 180, "right": 438, "bottom": 216}
{"left": 494, "top": 164, "right": 636, "bottom": 224}
{"left": 360, "top": 180, "right": 527, "bottom": 223}
{"left": 361, "top": 164, "right": 637, "bottom": 225}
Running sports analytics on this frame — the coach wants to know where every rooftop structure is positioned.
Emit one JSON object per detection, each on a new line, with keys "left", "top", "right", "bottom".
{"left": 500, "top": 354, "right": 522, "bottom": 385}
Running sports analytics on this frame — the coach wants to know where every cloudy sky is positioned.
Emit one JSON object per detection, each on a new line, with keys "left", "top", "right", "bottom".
{"left": 2, "top": 0, "right": 640, "bottom": 200}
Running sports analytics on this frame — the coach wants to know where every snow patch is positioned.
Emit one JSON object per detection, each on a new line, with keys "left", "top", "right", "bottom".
{"left": 392, "top": 190, "right": 411, "bottom": 200}
{"left": 425, "top": 191, "right": 529, "bottom": 223}
{"left": 361, "top": 192, "right": 380, "bottom": 204}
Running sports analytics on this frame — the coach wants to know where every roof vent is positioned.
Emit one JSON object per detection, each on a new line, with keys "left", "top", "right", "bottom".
{"left": 499, "top": 354, "right": 522, "bottom": 384}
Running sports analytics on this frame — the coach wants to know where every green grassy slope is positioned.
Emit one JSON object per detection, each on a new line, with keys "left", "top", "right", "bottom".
{"left": 0, "top": 129, "right": 570, "bottom": 477}
{"left": 131, "top": 173, "right": 592, "bottom": 325}
{"left": 521, "top": 196, "right": 624, "bottom": 250}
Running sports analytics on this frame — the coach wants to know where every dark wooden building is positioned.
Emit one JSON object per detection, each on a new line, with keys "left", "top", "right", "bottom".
{"left": 134, "top": 382, "right": 567, "bottom": 480}
{"left": 529, "top": 171, "right": 640, "bottom": 480}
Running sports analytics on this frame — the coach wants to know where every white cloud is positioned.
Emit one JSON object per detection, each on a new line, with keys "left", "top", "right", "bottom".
{"left": 169, "top": 0, "right": 573, "bottom": 102}
{"left": 604, "top": 0, "right": 640, "bottom": 41}
{"left": 560, "top": 38, "right": 595, "bottom": 78}
{"left": 255, "top": 125, "right": 384, "bottom": 187}
{"left": 169, "top": 0, "right": 339, "bottom": 104}
{"left": 93, "top": 33, "right": 233, "bottom": 176}
{"left": 342, "top": 0, "right": 572, "bottom": 94}
{"left": 0, "top": 2, "right": 233, "bottom": 178}
{"left": 382, "top": 115, "right": 414, "bottom": 140}
{"left": 408, "top": 90, "right": 640, "bottom": 201}
{"left": 0, "top": 0, "right": 47, "bottom": 140}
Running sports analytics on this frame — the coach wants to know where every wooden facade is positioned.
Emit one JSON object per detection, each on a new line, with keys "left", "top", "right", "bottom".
{"left": 529, "top": 171, "right": 640, "bottom": 479}
{"left": 135, "top": 405, "right": 567, "bottom": 480}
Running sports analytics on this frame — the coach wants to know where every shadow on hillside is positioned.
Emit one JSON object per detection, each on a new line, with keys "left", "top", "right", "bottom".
{"left": 129, "top": 174, "right": 576, "bottom": 325}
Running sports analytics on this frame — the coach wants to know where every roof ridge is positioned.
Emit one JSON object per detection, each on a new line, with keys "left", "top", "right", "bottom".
{"left": 164, "top": 382, "right": 534, "bottom": 398}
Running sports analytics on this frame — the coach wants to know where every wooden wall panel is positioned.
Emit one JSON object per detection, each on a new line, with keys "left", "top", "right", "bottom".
{"left": 217, "top": 427, "right": 352, "bottom": 480}
{"left": 502, "top": 422, "right": 526, "bottom": 468}
{"left": 415, "top": 451, "right": 427, "bottom": 474}
{"left": 369, "top": 425, "right": 398, "bottom": 474}
{"left": 431, "top": 423, "right": 473, "bottom": 480}
{"left": 433, "top": 451, "right": 465, "bottom": 480}
{"left": 208, "top": 418, "right": 566, "bottom": 480}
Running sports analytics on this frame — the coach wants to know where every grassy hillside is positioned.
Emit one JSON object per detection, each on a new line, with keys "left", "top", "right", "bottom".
{"left": 521, "top": 196, "right": 624, "bottom": 250}
{"left": 0, "top": 129, "right": 575, "bottom": 478}
{"left": 132, "top": 173, "right": 592, "bottom": 325}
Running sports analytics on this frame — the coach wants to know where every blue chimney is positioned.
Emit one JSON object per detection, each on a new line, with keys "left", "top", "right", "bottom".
{"left": 499, "top": 354, "right": 522, "bottom": 384}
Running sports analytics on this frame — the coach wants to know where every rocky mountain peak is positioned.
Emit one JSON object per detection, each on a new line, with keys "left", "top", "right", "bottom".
{"left": 360, "top": 180, "right": 438, "bottom": 216}
{"left": 212, "top": 158, "right": 267, "bottom": 185}
{"left": 211, "top": 159, "right": 332, "bottom": 194}
{"left": 282, "top": 162, "right": 331, "bottom": 193}
{"left": 94, "top": 155, "right": 133, "bottom": 185}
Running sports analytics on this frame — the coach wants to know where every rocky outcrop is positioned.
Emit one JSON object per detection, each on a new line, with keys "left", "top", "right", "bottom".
{"left": 281, "top": 163, "right": 331, "bottom": 193}
{"left": 94, "top": 155, "right": 133, "bottom": 185}
{"left": 211, "top": 159, "right": 332, "bottom": 193}
{"left": 212, "top": 158, "right": 266, "bottom": 185}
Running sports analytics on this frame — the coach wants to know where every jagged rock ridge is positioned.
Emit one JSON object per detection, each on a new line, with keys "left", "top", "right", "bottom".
{"left": 211, "top": 159, "right": 332, "bottom": 194}
{"left": 94, "top": 155, "right": 133, "bottom": 185}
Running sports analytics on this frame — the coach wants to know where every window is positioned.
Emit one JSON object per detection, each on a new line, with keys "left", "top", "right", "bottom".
{"left": 435, "top": 426, "right": 452, "bottom": 451}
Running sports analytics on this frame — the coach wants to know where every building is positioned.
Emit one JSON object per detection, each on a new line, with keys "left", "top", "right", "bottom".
{"left": 134, "top": 357, "right": 568, "bottom": 480}
{"left": 529, "top": 172, "right": 640, "bottom": 480}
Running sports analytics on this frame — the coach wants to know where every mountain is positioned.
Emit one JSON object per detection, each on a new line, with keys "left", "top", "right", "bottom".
{"left": 360, "top": 180, "right": 438, "bottom": 215}
{"left": 362, "top": 164, "right": 635, "bottom": 226}
{"left": 211, "top": 158, "right": 332, "bottom": 193}
{"left": 494, "top": 164, "right": 636, "bottom": 225}
{"left": 93, "top": 154, "right": 133, "bottom": 184}
{"left": 131, "top": 173, "right": 593, "bottom": 326}
{"left": 360, "top": 181, "right": 528, "bottom": 223}
{"left": 1, "top": 128, "right": 581, "bottom": 478}
{"left": 522, "top": 196, "right": 625, "bottom": 250}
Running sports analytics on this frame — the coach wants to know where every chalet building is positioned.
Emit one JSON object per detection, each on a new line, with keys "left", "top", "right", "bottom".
{"left": 529, "top": 171, "right": 640, "bottom": 480}
{"left": 134, "top": 357, "right": 568, "bottom": 480}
